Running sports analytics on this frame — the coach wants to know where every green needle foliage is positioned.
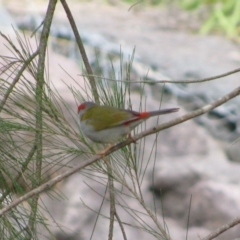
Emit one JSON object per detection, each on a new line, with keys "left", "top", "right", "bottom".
{"left": 0, "top": 26, "right": 171, "bottom": 239}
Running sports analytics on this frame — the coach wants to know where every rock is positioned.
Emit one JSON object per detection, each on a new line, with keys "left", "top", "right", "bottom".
{"left": 188, "top": 181, "right": 240, "bottom": 240}
{"left": 149, "top": 129, "right": 240, "bottom": 239}
{"left": 225, "top": 140, "right": 240, "bottom": 163}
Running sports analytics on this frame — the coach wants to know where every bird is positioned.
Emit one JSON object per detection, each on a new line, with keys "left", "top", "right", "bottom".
{"left": 78, "top": 101, "right": 179, "bottom": 155}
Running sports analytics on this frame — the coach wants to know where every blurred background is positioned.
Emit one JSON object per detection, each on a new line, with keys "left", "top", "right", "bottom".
{"left": 0, "top": 0, "right": 240, "bottom": 239}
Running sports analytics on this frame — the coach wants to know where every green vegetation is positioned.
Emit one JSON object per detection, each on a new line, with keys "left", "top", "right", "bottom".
{"left": 181, "top": 0, "right": 240, "bottom": 39}
{"left": 121, "top": 0, "right": 240, "bottom": 40}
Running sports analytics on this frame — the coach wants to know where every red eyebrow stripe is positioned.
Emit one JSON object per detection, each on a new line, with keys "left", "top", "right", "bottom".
{"left": 78, "top": 104, "right": 86, "bottom": 113}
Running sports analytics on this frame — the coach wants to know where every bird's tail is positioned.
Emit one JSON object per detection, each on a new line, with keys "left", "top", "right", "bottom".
{"left": 140, "top": 108, "right": 179, "bottom": 119}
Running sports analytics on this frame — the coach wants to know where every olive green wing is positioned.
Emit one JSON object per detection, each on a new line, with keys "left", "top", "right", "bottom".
{"left": 82, "top": 106, "right": 138, "bottom": 131}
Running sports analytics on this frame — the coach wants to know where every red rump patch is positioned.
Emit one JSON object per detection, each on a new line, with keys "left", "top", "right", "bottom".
{"left": 78, "top": 103, "right": 86, "bottom": 113}
{"left": 139, "top": 112, "right": 150, "bottom": 119}
{"left": 123, "top": 112, "right": 150, "bottom": 126}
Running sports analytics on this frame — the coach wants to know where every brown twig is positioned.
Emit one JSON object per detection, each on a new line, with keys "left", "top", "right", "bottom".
{"left": 128, "top": 1, "right": 143, "bottom": 11}
{"left": 60, "top": 0, "right": 99, "bottom": 104}
{"left": 81, "top": 67, "right": 240, "bottom": 84}
{"left": 105, "top": 159, "right": 127, "bottom": 240}
{"left": 201, "top": 217, "right": 240, "bottom": 240}
{"left": 27, "top": 0, "right": 58, "bottom": 238}
{"left": 0, "top": 85, "right": 239, "bottom": 217}
{"left": 106, "top": 159, "right": 115, "bottom": 240}
{"left": 115, "top": 211, "right": 127, "bottom": 240}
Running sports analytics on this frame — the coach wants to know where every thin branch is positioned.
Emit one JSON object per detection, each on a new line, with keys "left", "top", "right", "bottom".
{"left": 105, "top": 160, "right": 127, "bottom": 240}
{"left": 60, "top": 0, "right": 99, "bottom": 103}
{"left": 104, "top": 159, "right": 125, "bottom": 240}
{"left": 107, "top": 160, "right": 115, "bottom": 240}
{"left": 80, "top": 67, "right": 240, "bottom": 84}
{"left": 128, "top": 1, "right": 143, "bottom": 11}
{"left": 28, "top": 0, "right": 57, "bottom": 237}
{"left": 0, "top": 154, "right": 102, "bottom": 216}
{"left": 0, "top": 85, "right": 239, "bottom": 217}
{"left": 35, "top": 0, "right": 57, "bottom": 180}
{"left": 115, "top": 211, "right": 127, "bottom": 240}
{"left": 186, "top": 195, "right": 192, "bottom": 240}
{"left": 31, "top": 21, "right": 44, "bottom": 38}
{"left": 201, "top": 217, "right": 240, "bottom": 240}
